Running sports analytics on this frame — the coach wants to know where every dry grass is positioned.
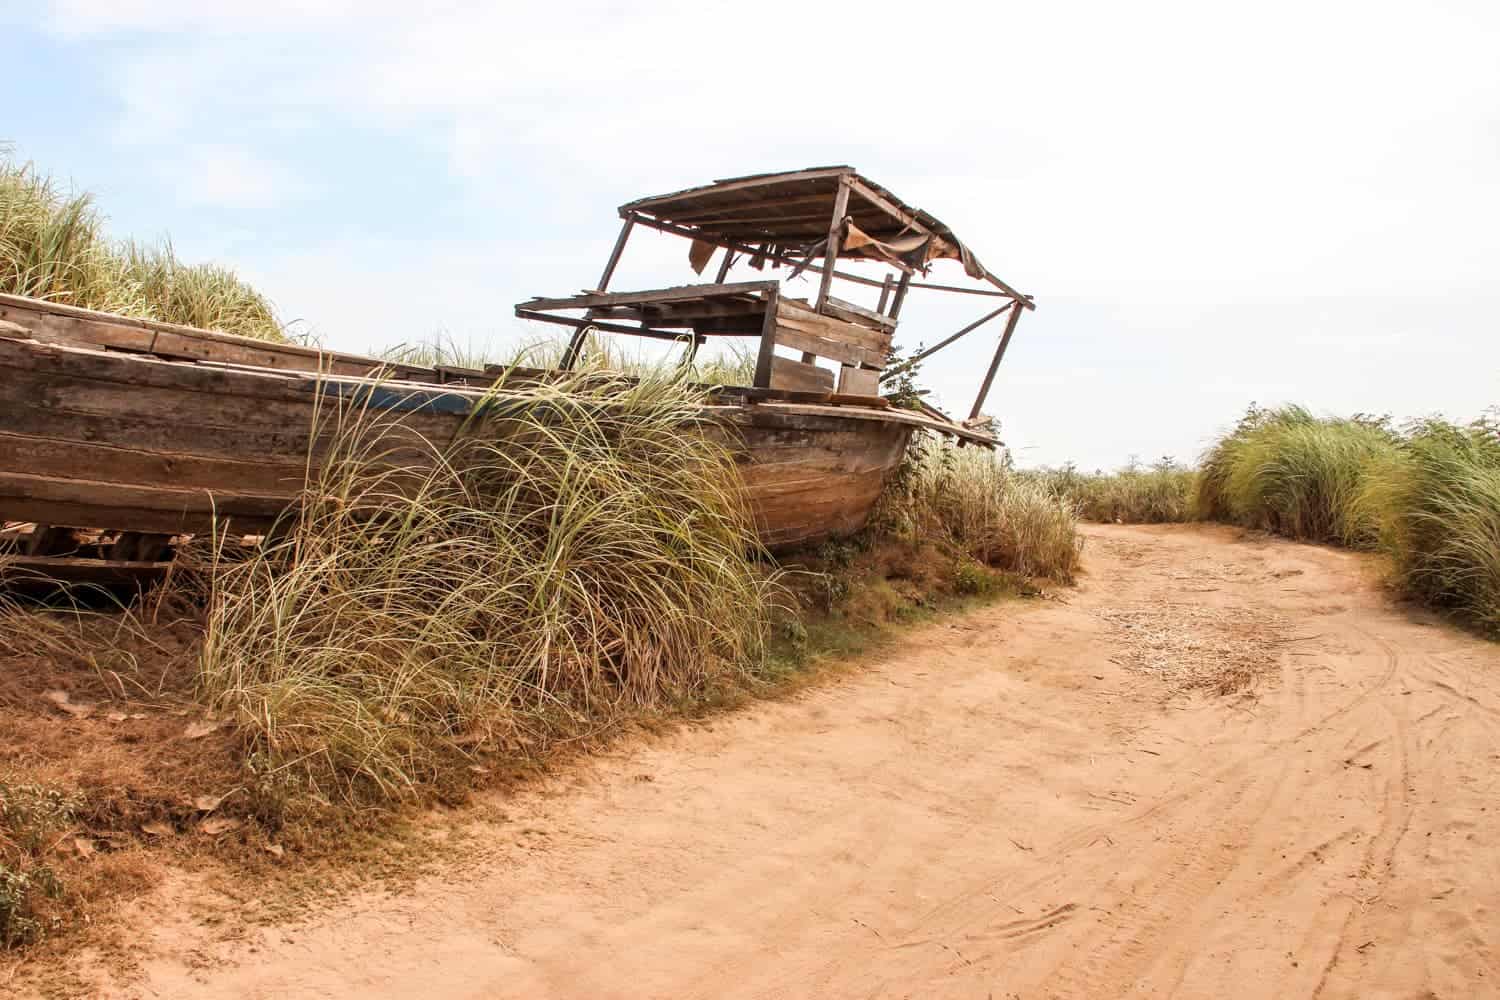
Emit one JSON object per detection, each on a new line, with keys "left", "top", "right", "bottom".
{"left": 1096, "top": 603, "right": 1290, "bottom": 694}
{"left": 873, "top": 440, "right": 1081, "bottom": 584}
{"left": 0, "top": 154, "right": 281, "bottom": 339}
{"left": 199, "top": 370, "right": 776, "bottom": 803}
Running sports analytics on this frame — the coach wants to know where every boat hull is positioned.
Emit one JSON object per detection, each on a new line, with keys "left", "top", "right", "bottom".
{"left": 0, "top": 336, "right": 911, "bottom": 553}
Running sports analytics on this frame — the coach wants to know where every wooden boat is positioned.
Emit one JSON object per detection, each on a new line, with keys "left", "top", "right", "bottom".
{"left": 0, "top": 166, "right": 1033, "bottom": 577}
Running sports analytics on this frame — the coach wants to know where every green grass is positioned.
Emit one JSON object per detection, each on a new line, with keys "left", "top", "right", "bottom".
{"left": 382, "top": 330, "right": 759, "bottom": 386}
{"left": 0, "top": 153, "right": 281, "bottom": 340}
{"left": 871, "top": 439, "right": 1081, "bottom": 583}
{"left": 1031, "top": 458, "right": 1195, "bottom": 524}
{"left": 1358, "top": 412, "right": 1500, "bottom": 634}
{"left": 1194, "top": 404, "right": 1398, "bottom": 546}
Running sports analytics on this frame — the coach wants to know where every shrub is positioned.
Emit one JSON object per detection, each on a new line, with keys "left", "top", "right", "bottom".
{"left": 0, "top": 782, "right": 77, "bottom": 949}
{"left": 874, "top": 439, "right": 1081, "bottom": 583}
{"left": 1194, "top": 404, "right": 1397, "bottom": 546}
{"left": 1034, "top": 458, "right": 1194, "bottom": 523}
{"left": 1359, "top": 412, "right": 1500, "bottom": 633}
{"left": 199, "top": 371, "right": 775, "bottom": 801}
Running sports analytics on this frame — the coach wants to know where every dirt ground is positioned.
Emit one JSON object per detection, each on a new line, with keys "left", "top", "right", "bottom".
{"left": 76, "top": 524, "right": 1500, "bottom": 997}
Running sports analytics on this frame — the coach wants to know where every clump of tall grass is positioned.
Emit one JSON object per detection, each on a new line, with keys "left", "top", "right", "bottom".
{"left": 874, "top": 440, "right": 1081, "bottom": 582}
{"left": 1358, "top": 412, "right": 1500, "bottom": 633}
{"left": 117, "top": 239, "right": 278, "bottom": 338}
{"left": 0, "top": 155, "right": 281, "bottom": 340}
{"left": 1033, "top": 458, "right": 1195, "bottom": 523}
{"left": 1194, "top": 404, "right": 1397, "bottom": 546}
{"left": 199, "top": 371, "right": 774, "bottom": 801}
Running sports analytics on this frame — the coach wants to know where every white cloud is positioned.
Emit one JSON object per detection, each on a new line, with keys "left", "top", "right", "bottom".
{"left": 31, "top": 0, "right": 1500, "bottom": 466}
{"left": 168, "top": 144, "right": 310, "bottom": 209}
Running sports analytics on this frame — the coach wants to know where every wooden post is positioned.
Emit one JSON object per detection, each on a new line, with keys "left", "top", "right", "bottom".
{"left": 560, "top": 325, "right": 591, "bottom": 370}
{"left": 968, "top": 304, "right": 1024, "bottom": 420}
{"left": 888, "top": 272, "right": 912, "bottom": 320}
{"left": 815, "top": 177, "right": 851, "bottom": 313}
{"left": 881, "top": 302, "right": 1014, "bottom": 382}
{"left": 594, "top": 216, "right": 635, "bottom": 293}
{"left": 752, "top": 287, "right": 781, "bottom": 389}
{"left": 876, "top": 273, "right": 895, "bottom": 315}
{"left": 714, "top": 249, "right": 736, "bottom": 283}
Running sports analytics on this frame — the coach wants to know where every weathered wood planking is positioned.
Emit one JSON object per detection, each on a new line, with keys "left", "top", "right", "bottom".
{"left": 768, "top": 356, "right": 835, "bottom": 393}
{"left": 0, "top": 337, "right": 916, "bottom": 552}
{"left": 0, "top": 293, "right": 421, "bottom": 379}
{"left": 772, "top": 298, "right": 892, "bottom": 369}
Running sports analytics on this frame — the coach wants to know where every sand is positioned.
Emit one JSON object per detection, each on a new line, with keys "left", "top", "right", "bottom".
{"left": 99, "top": 524, "right": 1500, "bottom": 998}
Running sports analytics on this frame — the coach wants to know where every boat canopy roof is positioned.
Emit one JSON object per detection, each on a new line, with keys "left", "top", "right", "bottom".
{"left": 619, "top": 165, "right": 1024, "bottom": 300}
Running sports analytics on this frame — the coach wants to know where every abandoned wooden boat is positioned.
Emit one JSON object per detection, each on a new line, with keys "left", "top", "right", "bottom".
{"left": 0, "top": 165, "right": 1033, "bottom": 578}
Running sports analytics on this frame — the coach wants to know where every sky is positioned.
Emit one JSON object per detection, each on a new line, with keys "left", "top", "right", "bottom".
{"left": 6, "top": 0, "right": 1498, "bottom": 469}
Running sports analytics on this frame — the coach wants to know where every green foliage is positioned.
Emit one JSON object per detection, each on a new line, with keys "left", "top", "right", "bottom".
{"left": 1193, "top": 404, "right": 1398, "bottom": 546}
{"left": 1358, "top": 412, "right": 1500, "bottom": 633}
{"left": 0, "top": 154, "right": 281, "bottom": 340}
{"left": 0, "top": 783, "right": 78, "bottom": 949}
{"left": 1032, "top": 457, "right": 1195, "bottom": 524}
{"left": 872, "top": 438, "right": 1081, "bottom": 583}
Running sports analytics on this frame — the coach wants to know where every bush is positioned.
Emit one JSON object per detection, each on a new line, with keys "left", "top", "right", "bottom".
{"left": 1194, "top": 404, "right": 1397, "bottom": 546}
{"left": 199, "top": 371, "right": 775, "bottom": 801}
{"left": 1359, "top": 413, "right": 1500, "bottom": 633}
{"left": 0, "top": 782, "right": 76, "bottom": 949}
{"left": 0, "top": 155, "right": 280, "bottom": 339}
{"left": 873, "top": 439, "right": 1081, "bottom": 583}
{"left": 1033, "top": 458, "right": 1194, "bottom": 523}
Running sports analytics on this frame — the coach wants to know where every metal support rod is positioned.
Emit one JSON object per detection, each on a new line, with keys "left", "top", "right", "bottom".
{"left": 968, "top": 304, "right": 1025, "bottom": 420}
{"left": 594, "top": 216, "right": 635, "bottom": 293}
{"left": 880, "top": 302, "right": 1014, "bottom": 382}
{"left": 887, "top": 272, "right": 913, "bottom": 320}
{"left": 815, "top": 178, "right": 851, "bottom": 313}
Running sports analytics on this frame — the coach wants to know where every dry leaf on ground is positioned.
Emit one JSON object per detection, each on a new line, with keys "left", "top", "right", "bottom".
{"left": 42, "top": 689, "right": 94, "bottom": 718}
{"left": 183, "top": 719, "right": 222, "bottom": 739}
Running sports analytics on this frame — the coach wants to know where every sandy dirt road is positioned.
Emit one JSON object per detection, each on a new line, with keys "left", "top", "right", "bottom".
{"left": 107, "top": 524, "right": 1500, "bottom": 998}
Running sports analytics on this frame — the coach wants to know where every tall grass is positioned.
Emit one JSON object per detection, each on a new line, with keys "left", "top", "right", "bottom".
{"left": 386, "top": 329, "right": 760, "bottom": 387}
{"left": 0, "top": 155, "right": 281, "bottom": 340}
{"left": 199, "top": 370, "right": 774, "bottom": 800}
{"left": 874, "top": 441, "right": 1081, "bottom": 583}
{"left": 1033, "top": 458, "right": 1195, "bottom": 524}
{"left": 1358, "top": 413, "right": 1500, "bottom": 633}
{"left": 1194, "top": 404, "right": 1397, "bottom": 546}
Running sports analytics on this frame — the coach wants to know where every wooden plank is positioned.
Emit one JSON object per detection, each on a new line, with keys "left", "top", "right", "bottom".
{"left": 846, "top": 176, "right": 933, "bottom": 237}
{"left": 0, "top": 554, "right": 174, "bottom": 588}
{"left": 837, "top": 366, "right": 880, "bottom": 396}
{"left": 592, "top": 216, "right": 635, "bottom": 293}
{"left": 969, "top": 304, "right": 1024, "bottom": 420}
{"left": 0, "top": 293, "right": 393, "bottom": 377}
{"left": 752, "top": 286, "right": 780, "bottom": 389}
{"left": 823, "top": 295, "right": 895, "bottom": 331}
{"left": 769, "top": 356, "right": 835, "bottom": 393}
{"left": 621, "top": 167, "right": 851, "bottom": 215}
{"left": 668, "top": 193, "right": 837, "bottom": 224}
{"left": 880, "top": 302, "right": 1014, "bottom": 382}
{"left": 519, "top": 280, "right": 778, "bottom": 313}
{"left": 816, "top": 177, "right": 851, "bottom": 312}
{"left": 0, "top": 471, "right": 285, "bottom": 534}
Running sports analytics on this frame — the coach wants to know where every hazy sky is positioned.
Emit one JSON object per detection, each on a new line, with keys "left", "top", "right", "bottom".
{"left": 8, "top": 1, "right": 1498, "bottom": 468}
